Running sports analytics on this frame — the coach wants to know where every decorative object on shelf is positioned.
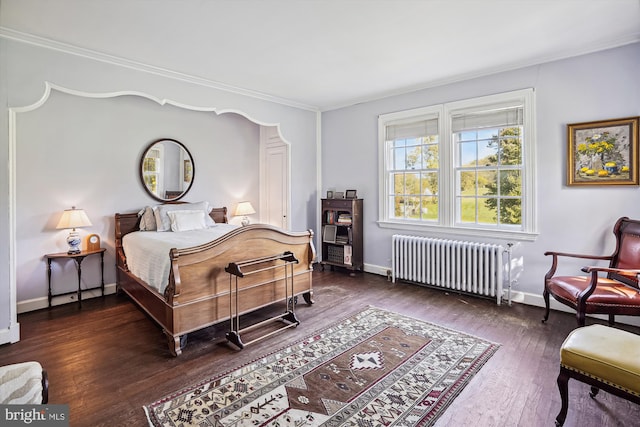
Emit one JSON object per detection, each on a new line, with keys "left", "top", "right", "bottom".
{"left": 345, "top": 189, "right": 357, "bottom": 199}
{"left": 567, "top": 116, "right": 639, "bottom": 186}
{"left": 86, "top": 233, "right": 101, "bottom": 251}
{"left": 334, "top": 191, "right": 344, "bottom": 199}
{"left": 56, "top": 207, "right": 92, "bottom": 254}
{"left": 323, "top": 225, "right": 337, "bottom": 243}
{"left": 326, "top": 190, "right": 334, "bottom": 199}
{"left": 235, "top": 201, "right": 256, "bottom": 226}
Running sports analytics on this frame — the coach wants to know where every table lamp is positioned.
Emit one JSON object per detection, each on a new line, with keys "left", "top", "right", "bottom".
{"left": 235, "top": 201, "right": 256, "bottom": 226}
{"left": 56, "top": 207, "right": 92, "bottom": 254}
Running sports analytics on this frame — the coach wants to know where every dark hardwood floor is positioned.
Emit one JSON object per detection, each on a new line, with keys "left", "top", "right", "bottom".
{"left": 2, "top": 269, "right": 639, "bottom": 426}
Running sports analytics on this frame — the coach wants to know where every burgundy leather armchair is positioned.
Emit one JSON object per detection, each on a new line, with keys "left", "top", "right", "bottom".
{"left": 543, "top": 217, "right": 640, "bottom": 326}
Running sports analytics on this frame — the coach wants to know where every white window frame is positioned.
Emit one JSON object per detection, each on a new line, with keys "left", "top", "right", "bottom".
{"left": 378, "top": 88, "right": 537, "bottom": 241}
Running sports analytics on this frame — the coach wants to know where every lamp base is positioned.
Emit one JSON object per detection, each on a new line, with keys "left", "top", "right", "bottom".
{"left": 241, "top": 216, "right": 250, "bottom": 226}
{"left": 67, "top": 230, "right": 82, "bottom": 254}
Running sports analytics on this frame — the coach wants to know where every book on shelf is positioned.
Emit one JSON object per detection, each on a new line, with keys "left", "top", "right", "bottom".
{"left": 337, "top": 213, "right": 352, "bottom": 225}
{"left": 326, "top": 210, "right": 335, "bottom": 224}
{"left": 335, "top": 235, "right": 349, "bottom": 244}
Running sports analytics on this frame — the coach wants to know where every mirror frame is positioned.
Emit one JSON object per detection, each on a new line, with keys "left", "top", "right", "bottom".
{"left": 139, "top": 138, "right": 195, "bottom": 202}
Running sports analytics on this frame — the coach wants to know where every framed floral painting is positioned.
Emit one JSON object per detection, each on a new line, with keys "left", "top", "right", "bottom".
{"left": 567, "top": 116, "right": 639, "bottom": 186}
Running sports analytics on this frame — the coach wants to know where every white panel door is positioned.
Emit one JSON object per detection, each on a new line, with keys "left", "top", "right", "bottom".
{"left": 261, "top": 129, "right": 289, "bottom": 229}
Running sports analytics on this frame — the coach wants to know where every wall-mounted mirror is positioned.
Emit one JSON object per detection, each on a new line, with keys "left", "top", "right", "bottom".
{"left": 140, "top": 138, "right": 194, "bottom": 202}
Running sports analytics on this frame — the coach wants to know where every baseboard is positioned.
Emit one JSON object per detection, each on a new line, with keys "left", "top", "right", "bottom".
{"left": 0, "top": 322, "right": 21, "bottom": 345}
{"left": 17, "top": 283, "right": 118, "bottom": 314}
{"left": 363, "top": 263, "right": 640, "bottom": 328}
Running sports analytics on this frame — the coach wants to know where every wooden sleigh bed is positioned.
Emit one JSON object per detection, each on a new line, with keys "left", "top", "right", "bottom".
{"left": 115, "top": 206, "right": 315, "bottom": 356}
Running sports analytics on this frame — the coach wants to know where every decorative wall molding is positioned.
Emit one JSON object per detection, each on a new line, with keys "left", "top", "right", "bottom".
{"left": 0, "top": 26, "right": 318, "bottom": 112}
{"left": 6, "top": 82, "right": 292, "bottom": 343}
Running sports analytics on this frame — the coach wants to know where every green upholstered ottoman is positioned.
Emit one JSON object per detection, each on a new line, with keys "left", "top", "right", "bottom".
{"left": 556, "top": 324, "right": 640, "bottom": 426}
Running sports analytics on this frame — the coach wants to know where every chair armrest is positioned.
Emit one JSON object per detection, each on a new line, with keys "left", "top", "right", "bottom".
{"left": 544, "top": 251, "right": 613, "bottom": 281}
{"left": 544, "top": 251, "right": 612, "bottom": 261}
{"left": 581, "top": 266, "right": 640, "bottom": 275}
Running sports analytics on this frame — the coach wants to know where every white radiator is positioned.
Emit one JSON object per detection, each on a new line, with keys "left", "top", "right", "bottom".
{"left": 392, "top": 235, "right": 512, "bottom": 305}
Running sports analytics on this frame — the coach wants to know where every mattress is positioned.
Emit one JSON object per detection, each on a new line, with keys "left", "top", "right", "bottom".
{"left": 122, "top": 224, "right": 238, "bottom": 293}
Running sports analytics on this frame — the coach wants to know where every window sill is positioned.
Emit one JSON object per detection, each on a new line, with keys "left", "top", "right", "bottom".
{"left": 377, "top": 220, "right": 538, "bottom": 243}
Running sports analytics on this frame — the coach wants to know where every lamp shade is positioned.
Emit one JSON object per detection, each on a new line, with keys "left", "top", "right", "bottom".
{"left": 56, "top": 207, "right": 92, "bottom": 230}
{"left": 235, "top": 201, "right": 256, "bottom": 216}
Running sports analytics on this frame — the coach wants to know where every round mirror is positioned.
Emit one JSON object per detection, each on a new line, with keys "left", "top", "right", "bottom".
{"left": 140, "top": 138, "right": 194, "bottom": 202}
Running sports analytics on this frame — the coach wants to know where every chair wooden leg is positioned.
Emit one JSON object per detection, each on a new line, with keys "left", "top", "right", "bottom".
{"left": 608, "top": 314, "right": 615, "bottom": 326}
{"left": 556, "top": 367, "right": 570, "bottom": 427}
{"left": 542, "top": 288, "right": 551, "bottom": 323}
{"left": 576, "top": 311, "right": 586, "bottom": 327}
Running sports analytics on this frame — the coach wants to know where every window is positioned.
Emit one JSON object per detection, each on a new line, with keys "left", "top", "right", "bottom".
{"left": 378, "top": 89, "right": 536, "bottom": 240}
{"left": 142, "top": 145, "right": 163, "bottom": 195}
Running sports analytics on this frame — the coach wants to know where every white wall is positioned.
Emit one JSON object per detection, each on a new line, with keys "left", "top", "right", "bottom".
{"left": 0, "top": 37, "right": 319, "bottom": 342}
{"left": 322, "top": 42, "right": 640, "bottom": 308}
{"left": 15, "top": 90, "right": 263, "bottom": 302}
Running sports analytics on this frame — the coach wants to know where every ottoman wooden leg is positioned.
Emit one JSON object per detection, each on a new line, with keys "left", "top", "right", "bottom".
{"left": 556, "top": 367, "right": 570, "bottom": 427}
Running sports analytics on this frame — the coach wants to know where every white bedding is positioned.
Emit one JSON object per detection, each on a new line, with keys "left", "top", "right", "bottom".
{"left": 122, "top": 224, "right": 239, "bottom": 293}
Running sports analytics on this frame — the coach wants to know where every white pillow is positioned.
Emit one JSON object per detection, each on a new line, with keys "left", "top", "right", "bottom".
{"left": 167, "top": 210, "right": 207, "bottom": 232}
{"left": 154, "top": 201, "right": 214, "bottom": 231}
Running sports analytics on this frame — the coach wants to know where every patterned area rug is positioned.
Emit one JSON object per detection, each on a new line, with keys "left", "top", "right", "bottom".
{"left": 144, "top": 307, "right": 499, "bottom": 426}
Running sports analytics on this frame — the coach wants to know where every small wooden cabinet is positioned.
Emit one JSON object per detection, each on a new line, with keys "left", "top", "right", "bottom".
{"left": 320, "top": 198, "right": 363, "bottom": 273}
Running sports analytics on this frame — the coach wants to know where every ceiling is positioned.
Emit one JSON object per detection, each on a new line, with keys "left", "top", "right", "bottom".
{"left": 1, "top": 0, "right": 639, "bottom": 111}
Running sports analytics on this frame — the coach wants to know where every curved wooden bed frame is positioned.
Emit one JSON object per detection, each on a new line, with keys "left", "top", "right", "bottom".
{"left": 115, "top": 207, "right": 315, "bottom": 356}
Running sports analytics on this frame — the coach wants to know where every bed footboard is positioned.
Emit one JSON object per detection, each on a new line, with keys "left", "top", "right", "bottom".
{"left": 115, "top": 214, "right": 315, "bottom": 356}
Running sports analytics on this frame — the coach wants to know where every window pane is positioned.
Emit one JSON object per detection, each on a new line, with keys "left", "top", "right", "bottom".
{"left": 143, "top": 158, "right": 157, "bottom": 173}
{"left": 406, "top": 146, "right": 422, "bottom": 169}
{"left": 423, "top": 143, "right": 439, "bottom": 168}
{"left": 422, "top": 196, "right": 438, "bottom": 220}
{"left": 478, "top": 197, "right": 498, "bottom": 225}
{"left": 392, "top": 173, "right": 404, "bottom": 194}
{"left": 477, "top": 170, "right": 496, "bottom": 196}
{"left": 421, "top": 172, "right": 438, "bottom": 197}
{"left": 405, "top": 172, "right": 420, "bottom": 194}
{"left": 479, "top": 139, "right": 498, "bottom": 166}
{"left": 500, "top": 170, "right": 522, "bottom": 196}
{"left": 393, "top": 196, "right": 406, "bottom": 218}
{"left": 500, "top": 199, "right": 522, "bottom": 225}
{"left": 458, "top": 171, "right": 476, "bottom": 196}
{"left": 499, "top": 128, "right": 522, "bottom": 166}
{"left": 392, "top": 147, "right": 407, "bottom": 169}
{"left": 457, "top": 130, "right": 477, "bottom": 142}
{"left": 459, "top": 141, "right": 477, "bottom": 166}
{"left": 477, "top": 128, "right": 498, "bottom": 140}
{"left": 459, "top": 197, "right": 476, "bottom": 223}
{"left": 406, "top": 196, "right": 421, "bottom": 219}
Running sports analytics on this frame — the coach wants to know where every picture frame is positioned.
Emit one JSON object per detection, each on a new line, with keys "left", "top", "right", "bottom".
{"left": 567, "top": 116, "right": 639, "bottom": 186}
{"left": 326, "top": 190, "right": 334, "bottom": 199}
{"left": 323, "top": 225, "right": 337, "bottom": 243}
{"left": 345, "top": 189, "right": 357, "bottom": 199}
{"left": 334, "top": 191, "right": 344, "bottom": 199}
{"left": 183, "top": 159, "right": 193, "bottom": 182}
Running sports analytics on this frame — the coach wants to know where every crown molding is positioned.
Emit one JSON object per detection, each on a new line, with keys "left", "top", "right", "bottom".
{"left": 0, "top": 26, "right": 319, "bottom": 112}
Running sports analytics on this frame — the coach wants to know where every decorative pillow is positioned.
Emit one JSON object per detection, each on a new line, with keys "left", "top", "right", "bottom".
{"left": 167, "top": 210, "right": 207, "bottom": 232}
{"left": 154, "top": 201, "right": 214, "bottom": 231}
{"left": 138, "top": 206, "right": 157, "bottom": 231}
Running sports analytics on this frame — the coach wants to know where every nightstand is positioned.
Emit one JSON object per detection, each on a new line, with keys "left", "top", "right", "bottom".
{"left": 45, "top": 248, "right": 106, "bottom": 308}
